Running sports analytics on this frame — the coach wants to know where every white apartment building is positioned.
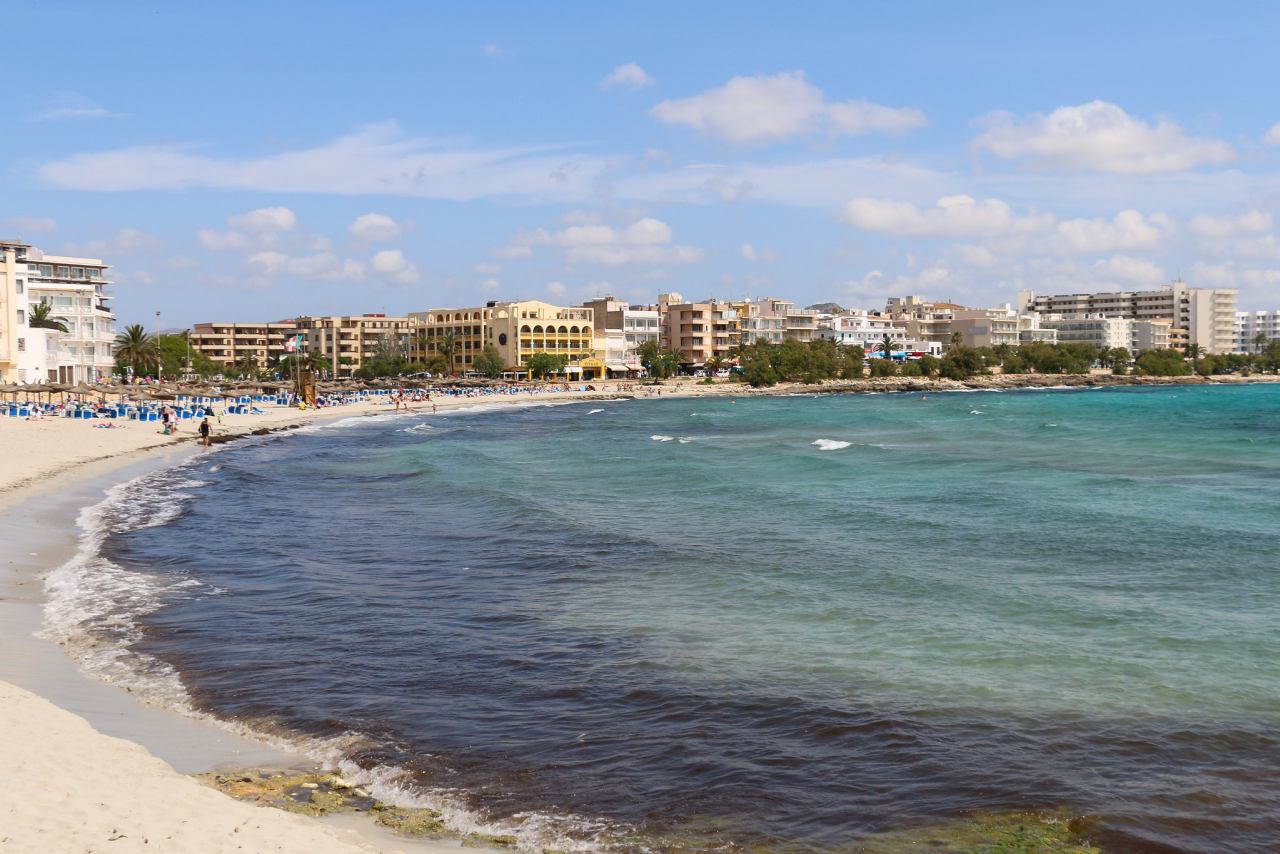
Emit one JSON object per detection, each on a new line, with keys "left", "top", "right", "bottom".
{"left": 1038, "top": 315, "right": 1170, "bottom": 354}
{"left": 1237, "top": 310, "right": 1280, "bottom": 353}
{"left": 0, "top": 239, "right": 116, "bottom": 383}
{"left": 734, "top": 297, "right": 820, "bottom": 343}
{"left": 817, "top": 312, "right": 941, "bottom": 356}
{"left": 1020, "top": 281, "right": 1237, "bottom": 353}
{"left": 190, "top": 320, "right": 299, "bottom": 369}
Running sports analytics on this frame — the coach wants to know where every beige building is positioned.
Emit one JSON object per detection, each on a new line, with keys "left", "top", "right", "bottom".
{"left": 1019, "top": 281, "right": 1237, "bottom": 353}
{"left": 295, "top": 314, "right": 409, "bottom": 377}
{"left": 1, "top": 239, "right": 117, "bottom": 383}
{"left": 581, "top": 297, "right": 658, "bottom": 375}
{"left": 410, "top": 300, "right": 602, "bottom": 378}
{"left": 659, "top": 293, "right": 741, "bottom": 366}
{"left": 885, "top": 296, "right": 967, "bottom": 350}
{"left": 190, "top": 321, "right": 299, "bottom": 369}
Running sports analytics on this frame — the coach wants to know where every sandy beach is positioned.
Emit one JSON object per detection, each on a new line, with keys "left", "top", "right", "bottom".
{"left": 1, "top": 374, "right": 1276, "bottom": 853}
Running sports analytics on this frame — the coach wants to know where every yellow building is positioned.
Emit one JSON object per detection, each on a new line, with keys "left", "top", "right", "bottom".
{"left": 410, "top": 300, "right": 602, "bottom": 378}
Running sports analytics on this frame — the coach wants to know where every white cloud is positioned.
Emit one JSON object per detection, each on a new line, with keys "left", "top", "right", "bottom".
{"left": 370, "top": 249, "right": 421, "bottom": 283}
{"left": 32, "top": 93, "right": 122, "bottom": 122}
{"left": 38, "top": 122, "right": 607, "bottom": 203}
{"left": 842, "top": 195, "right": 1053, "bottom": 238}
{"left": 474, "top": 262, "right": 502, "bottom": 274}
{"left": 65, "top": 228, "right": 163, "bottom": 256}
{"left": 1266, "top": 123, "right": 1280, "bottom": 145}
{"left": 955, "top": 244, "right": 999, "bottom": 267}
{"left": 479, "top": 277, "right": 500, "bottom": 290}
{"left": 493, "top": 244, "right": 534, "bottom": 259}
{"left": 348, "top": 212, "right": 403, "bottom": 242}
{"left": 1054, "top": 210, "right": 1171, "bottom": 254}
{"left": 248, "top": 250, "right": 365, "bottom": 280}
{"left": 197, "top": 229, "right": 250, "bottom": 251}
{"left": 0, "top": 216, "right": 56, "bottom": 234}
{"left": 229, "top": 206, "right": 296, "bottom": 232}
{"left": 650, "top": 71, "right": 926, "bottom": 144}
{"left": 1187, "top": 210, "right": 1272, "bottom": 238}
{"left": 1092, "top": 254, "right": 1167, "bottom": 285}
{"left": 546, "top": 281, "right": 568, "bottom": 296}
{"left": 516, "top": 216, "right": 703, "bottom": 267}
{"left": 740, "top": 242, "right": 776, "bottom": 262}
{"left": 972, "top": 100, "right": 1235, "bottom": 174}
{"left": 600, "top": 62, "right": 654, "bottom": 91}
{"left": 483, "top": 43, "right": 502, "bottom": 56}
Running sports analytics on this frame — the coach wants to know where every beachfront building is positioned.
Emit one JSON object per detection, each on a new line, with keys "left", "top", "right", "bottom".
{"left": 816, "top": 311, "right": 940, "bottom": 357}
{"left": 23, "top": 249, "right": 116, "bottom": 383}
{"left": 1038, "top": 315, "right": 1170, "bottom": 354}
{"left": 189, "top": 321, "right": 299, "bottom": 370}
{"left": 1237, "top": 310, "right": 1280, "bottom": 353}
{"left": 0, "top": 239, "right": 29, "bottom": 382}
{"left": 884, "top": 296, "right": 967, "bottom": 350}
{"left": 581, "top": 296, "right": 659, "bottom": 376}
{"left": 295, "top": 314, "right": 410, "bottom": 378}
{"left": 659, "top": 293, "right": 741, "bottom": 366}
{"left": 734, "top": 297, "right": 820, "bottom": 344}
{"left": 1019, "top": 281, "right": 1238, "bottom": 354}
{"left": 410, "top": 300, "right": 603, "bottom": 378}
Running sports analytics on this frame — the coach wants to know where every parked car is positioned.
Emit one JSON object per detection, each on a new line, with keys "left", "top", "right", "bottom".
{"left": 693, "top": 370, "right": 708, "bottom": 377}
{"left": 715, "top": 369, "right": 731, "bottom": 378}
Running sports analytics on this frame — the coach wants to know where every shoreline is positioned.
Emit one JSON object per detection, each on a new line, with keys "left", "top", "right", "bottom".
{"left": 0, "top": 376, "right": 1274, "bottom": 852}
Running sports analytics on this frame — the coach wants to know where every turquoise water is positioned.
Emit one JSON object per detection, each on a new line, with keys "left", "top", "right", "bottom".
{"left": 71, "top": 384, "right": 1280, "bottom": 851}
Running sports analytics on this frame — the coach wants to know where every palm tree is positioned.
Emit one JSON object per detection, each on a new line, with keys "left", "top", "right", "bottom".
{"left": 1254, "top": 332, "right": 1271, "bottom": 355}
{"left": 28, "top": 302, "right": 69, "bottom": 332}
{"left": 235, "top": 353, "right": 260, "bottom": 379}
{"left": 950, "top": 330, "right": 964, "bottom": 349}
{"left": 114, "top": 324, "right": 159, "bottom": 375}
{"left": 1185, "top": 343, "right": 1207, "bottom": 374}
{"left": 437, "top": 330, "right": 460, "bottom": 376}
{"left": 879, "top": 334, "right": 898, "bottom": 363}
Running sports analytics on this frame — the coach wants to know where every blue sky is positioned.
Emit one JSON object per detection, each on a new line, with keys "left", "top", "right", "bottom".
{"left": 5, "top": 1, "right": 1280, "bottom": 326}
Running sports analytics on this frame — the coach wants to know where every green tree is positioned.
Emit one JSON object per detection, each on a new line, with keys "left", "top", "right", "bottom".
{"left": 114, "top": 324, "right": 160, "bottom": 375}
{"left": 1253, "top": 332, "right": 1271, "bottom": 355}
{"left": 878, "top": 334, "right": 898, "bottom": 363}
{"left": 868, "top": 358, "right": 897, "bottom": 377}
{"left": 436, "top": 330, "right": 460, "bottom": 376}
{"left": 234, "top": 353, "right": 261, "bottom": 379}
{"left": 472, "top": 345, "right": 506, "bottom": 379}
{"left": 1184, "top": 343, "right": 1207, "bottom": 375}
{"left": 1135, "top": 349, "right": 1192, "bottom": 376}
{"left": 637, "top": 339, "right": 683, "bottom": 380}
{"left": 28, "top": 302, "right": 69, "bottom": 332}
{"left": 526, "top": 352, "right": 569, "bottom": 379}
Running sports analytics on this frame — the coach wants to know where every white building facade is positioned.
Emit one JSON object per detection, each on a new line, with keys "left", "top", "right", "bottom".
{"left": 1237, "top": 310, "right": 1280, "bottom": 353}
{"left": 0, "top": 240, "right": 116, "bottom": 383}
{"left": 1020, "top": 281, "right": 1238, "bottom": 353}
{"left": 817, "top": 312, "right": 941, "bottom": 356}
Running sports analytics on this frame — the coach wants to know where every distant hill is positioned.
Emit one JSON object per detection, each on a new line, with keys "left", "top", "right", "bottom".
{"left": 805, "top": 302, "right": 845, "bottom": 314}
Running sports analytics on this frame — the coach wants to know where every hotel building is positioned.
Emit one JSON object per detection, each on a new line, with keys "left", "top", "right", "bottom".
{"left": 190, "top": 320, "right": 299, "bottom": 369}
{"left": 1019, "top": 281, "right": 1238, "bottom": 353}
{"left": 884, "top": 296, "right": 967, "bottom": 350}
{"left": 295, "top": 314, "right": 410, "bottom": 377}
{"left": 1237, "top": 310, "right": 1280, "bottom": 353}
{"left": 659, "top": 293, "right": 741, "bottom": 365}
{"left": 410, "top": 300, "right": 601, "bottom": 378}
{"left": 0, "top": 239, "right": 116, "bottom": 383}
{"left": 1038, "top": 315, "right": 1170, "bottom": 354}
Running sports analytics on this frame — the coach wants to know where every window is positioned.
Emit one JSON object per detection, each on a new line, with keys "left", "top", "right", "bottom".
{"left": 56, "top": 266, "right": 69, "bottom": 277}
{"left": 16, "top": 309, "right": 24, "bottom": 324}
{"left": 39, "top": 264, "right": 52, "bottom": 276}
{"left": 72, "top": 267, "right": 85, "bottom": 278}
{"left": 15, "top": 280, "right": 22, "bottom": 294}
{"left": 17, "top": 338, "right": 25, "bottom": 351}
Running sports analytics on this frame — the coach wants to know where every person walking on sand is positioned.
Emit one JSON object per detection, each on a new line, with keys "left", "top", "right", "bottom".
{"left": 199, "top": 416, "right": 211, "bottom": 447}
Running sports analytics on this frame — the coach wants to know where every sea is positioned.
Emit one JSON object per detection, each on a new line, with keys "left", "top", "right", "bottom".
{"left": 43, "top": 384, "right": 1280, "bottom": 852}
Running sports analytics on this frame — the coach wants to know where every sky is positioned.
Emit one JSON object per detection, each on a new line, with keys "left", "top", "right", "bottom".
{"left": 5, "top": 0, "right": 1280, "bottom": 327}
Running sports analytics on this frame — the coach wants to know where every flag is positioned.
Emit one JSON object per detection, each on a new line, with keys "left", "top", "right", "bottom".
{"left": 284, "top": 336, "right": 298, "bottom": 353}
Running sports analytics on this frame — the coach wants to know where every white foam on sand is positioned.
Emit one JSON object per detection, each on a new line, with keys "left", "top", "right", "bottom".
{"left": 812, "top": 439, "right": 852, "bottom": 451}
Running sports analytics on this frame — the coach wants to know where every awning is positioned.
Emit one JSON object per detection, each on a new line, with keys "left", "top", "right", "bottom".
{"left": 605, "top": 362, "right": 630, "bottom": 371}
{"left": 625, "top": 362, "right": 642, "bottom": 371}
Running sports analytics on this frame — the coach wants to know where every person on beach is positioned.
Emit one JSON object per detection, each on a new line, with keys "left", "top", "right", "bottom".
{"left": 199, "top": 416, "right": 211, "bottom": 447}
